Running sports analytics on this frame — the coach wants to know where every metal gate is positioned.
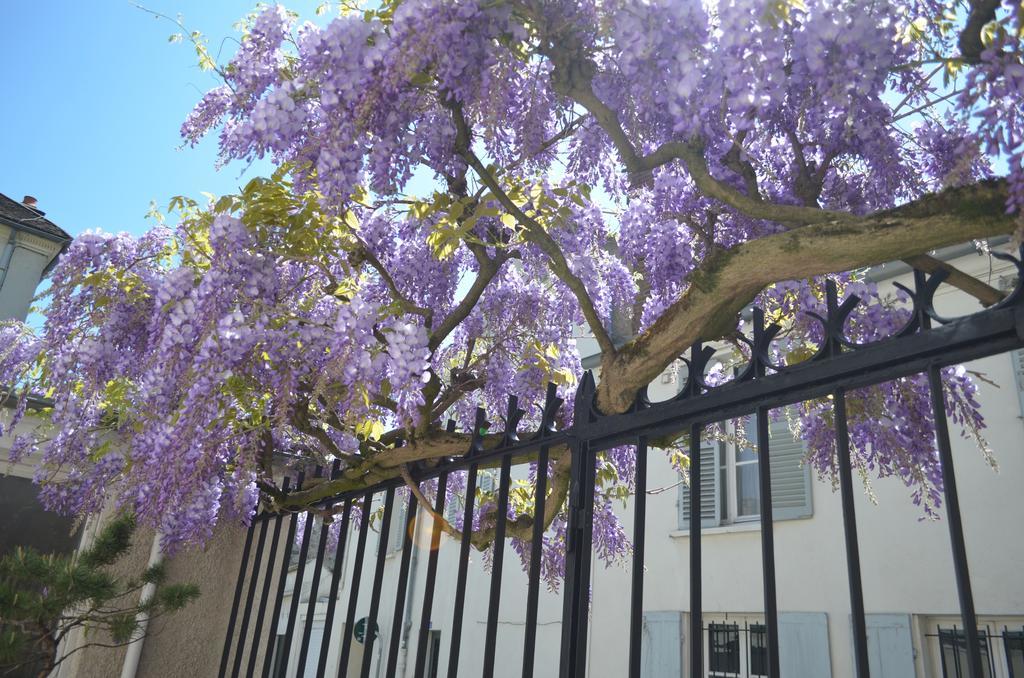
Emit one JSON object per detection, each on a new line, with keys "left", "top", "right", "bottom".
{"left": 218, "top": 252, "right": 1024, "bottom": 678}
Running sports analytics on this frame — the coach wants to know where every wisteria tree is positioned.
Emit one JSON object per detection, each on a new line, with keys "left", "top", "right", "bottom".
{"left": 1, "top": 0, "right": 1022, "bottom": 577}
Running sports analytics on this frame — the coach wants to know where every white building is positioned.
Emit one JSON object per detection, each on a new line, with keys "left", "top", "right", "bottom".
{"left": 270, "top": 242, "right": 1024, "bottom": 678}
{"left": 0, "top": 193, "right": 74, "bottom": 558}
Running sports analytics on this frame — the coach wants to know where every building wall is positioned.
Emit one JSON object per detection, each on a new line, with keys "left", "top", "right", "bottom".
{"left": 252, "top": 246, "right": 1024, "bottom": 678}
{"left": 0, "top": 224, "right": 62, "bottom": 322}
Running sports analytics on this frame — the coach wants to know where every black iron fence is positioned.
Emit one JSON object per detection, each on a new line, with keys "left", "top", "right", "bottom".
{"left": 218, "top": 250, "right": 1024, "bottom": 678}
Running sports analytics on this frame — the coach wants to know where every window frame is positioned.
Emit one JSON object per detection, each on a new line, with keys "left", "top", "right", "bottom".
{"left": 703, "top": 615, "right": 770, "bottom": 678}
{"left": 681, "top": 413, "right": 812, "bottom": 531}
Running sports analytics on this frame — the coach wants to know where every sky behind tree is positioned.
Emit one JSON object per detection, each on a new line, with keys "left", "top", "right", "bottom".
{"left": 0, "top": 1, "right": 321, "bottom": 239}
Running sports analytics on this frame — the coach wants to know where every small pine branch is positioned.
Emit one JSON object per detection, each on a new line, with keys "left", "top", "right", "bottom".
{"left": 0, "top": 514, "right": 199, "bottom": 676}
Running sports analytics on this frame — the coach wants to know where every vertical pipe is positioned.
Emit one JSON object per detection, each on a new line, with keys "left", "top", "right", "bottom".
{"left": 247, "top": 509, "right": 287, "bottom": 678}
{"left": 689, "top": 423, "right": 704, "bottom": 678}
{"left": 929, "top": 365, "right": 984, "bottom": 678}
{"left": 834, "top": 388, "right": 871, "bottom": 678}
{"left": 559, "top": 440, "right": 596, "bottom": 678}
{"left": 218, "top": 515, "right": 258, "bottom": 678}
{"left": 282, "top": 505, "right": 316, "bottom": 671}
{"left": 386, "top": 491, "right": 419, "bottom": 676}
{"left": 316, "top": 500, "right": 352, "bottom": 677}
{"left": 447, "top": 465, "right": 479, "bottom": 678}
{"left": 229, "top": 518, "right": 269, "bottom": 678}
{"left": 756, "top": 407, "right": 780, "bottom": 678}
{"left": 296, "top": 512, "right": 331, "bottom": 677}
{"left": 338, "top": 493, "right": 373, "bottom": 678}
{"left": 628, "top": 436, "right": 648, "bottom": 678}
{"left": 413, "top": 472, "right": 448, "bottom": 678}
{"left": 119, "top": 533, "right": 163, "bottom": 678}
{"left": 261, "top": 473, "right": 302, "bottom": 678}
{"left": 359, "top": 487, "right": 395, "bottom": 678}
{"left": 521, "top": 446, "right": 550, "bottom": 678}
{"left": 482, "top": 454, "right": 513, "bottom": 678}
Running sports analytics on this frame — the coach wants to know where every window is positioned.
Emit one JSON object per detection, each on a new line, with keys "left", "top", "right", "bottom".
{"left": 388, "top": 495, "right": 409, "bottom": 554}
{"left": 680, "top": 412, "right": 812, "bottom": 530}
{"left": 709, "top": 623, "right": 741, "bottom": 676}
{"left": 938, "top": 627, "right": 994, "bottom": 678}
{"left": 443, "top": 470, "right": 497, "bottom": 526}
{"left": 1013, "top": 349, "right": 1024, "bottom": 417}
{"left": 703, "top": 619, "right": 772, "bottom": 678}
{"left": 749, "top": 624, "right": 768, "bottom": 677}
{"left": 425, "top": 630, "right": 442, "bottom": 678}
{"left": 1006, "top": 630, "right": 1024, "bottom": 678}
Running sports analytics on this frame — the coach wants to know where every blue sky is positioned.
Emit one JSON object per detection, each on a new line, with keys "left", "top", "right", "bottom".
{"left": 0, "top": 1, "right": 321, "bottom": 239}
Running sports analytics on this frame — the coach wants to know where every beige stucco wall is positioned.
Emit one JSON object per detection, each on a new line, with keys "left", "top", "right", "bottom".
{"left": 56, "top": 520, "right": 250, "bottom": 678}
{"left": 133, "top": 523, "right": 252, "bottom": 678}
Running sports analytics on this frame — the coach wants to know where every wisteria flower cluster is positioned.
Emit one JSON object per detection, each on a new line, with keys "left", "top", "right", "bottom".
{"left": 3, "top": 0, "right": 1020, "bottom": 577}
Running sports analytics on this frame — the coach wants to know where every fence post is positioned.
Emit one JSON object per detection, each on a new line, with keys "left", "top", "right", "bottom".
{"left": 559, "top": 438, "right": 595, "bottom": 678}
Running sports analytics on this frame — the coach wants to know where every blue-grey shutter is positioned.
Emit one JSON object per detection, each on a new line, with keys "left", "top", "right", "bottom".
{"left": 779, "top": 612, "right": 832, "bottom": 677}
{"left": 679, "top": 440, "right": 721, "bottom": 529}
{"left": 641, "top": 611, "right": 683, "bottom": 678}
{"left": 768, "top": 417, "right": 813, "bottom": 521}
{"left": 1012, "top": 349, "right": 1024, "bottom": 417}
{"left": 861, "top": 614, "right": 915, "bottom": 678}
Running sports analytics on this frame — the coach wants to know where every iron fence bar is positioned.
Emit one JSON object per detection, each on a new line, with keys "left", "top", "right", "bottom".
{"left": 559, "top": 439, "right": 596, "bottom": 678}
{"left": 756, "top": 407, "right": 780, "bottom": 678}
{"left": 247, "top": 504, "right": 287, "bottom": 677}
{"left": 296, "top": 512, "right": 331, "bottom": 676}
{"left": 359, "top": 486, "right": 395, "bottom": 678}
{"left": 447, "top": 464, "right": 479, "bottom": 678}
{"left": 834, "top": 387, "right": 870, "bottom": 678}
{"left": 282, "top": 468, "right": 320, "bottom": 674}
{"left": 218, "top": 509, "right": 258, "bottom": 678}
{"left": 929, "top": 364, "right": 985, "bottom": 678}
{"left": 521, "top": 444, "right": 550, "bottom": 678}
{"left": 229, "top": 515, "right": 269, "bottom": 678}
{"left": 628, "top": 436, "right": 648, "bottom": 678}
{"left": 385, "top": 491, "right": 419, "bottom": 676}
{"left": 338, "top": 493, "right": 372, "bottom": 678}
{"left": 316, "top": 499, "right": 352, "bottom": 677}
{"left": 581, "top": 305, "right": 1023, "bottom": 449}
{"left": 413, "top": 471, "right": 448, "bottom": 678}
{"left": 261, "top": 471, "right": 303, "bottom": 678}
{"left": 689, "top": 422, "right": 704, "bottom": 678}
{"left": 482, "top": 453, "right": 513, "bottom": 678}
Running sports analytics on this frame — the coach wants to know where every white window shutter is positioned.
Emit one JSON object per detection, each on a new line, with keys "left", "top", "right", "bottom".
{"left": 640, "top": 611, "right": 683, "bottom": 678}
{"left": 768, "top": 417, "right": 813, "bottom": 521}
{"left": 779, "top": 612, "right": 832, "bottom": 677}
{"left": 679, "top": 439, "right": 721, "bottom": 529}
{"left": 861, "top": 614, "right": 915, "bottom": 678}
{"left": 1012, "top": 349, "right": 1024, "bottom": 417}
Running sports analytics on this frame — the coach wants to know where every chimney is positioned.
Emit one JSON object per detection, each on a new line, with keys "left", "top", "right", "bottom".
{"left": 22, "top": 196, "right": 38, "bottom": 210}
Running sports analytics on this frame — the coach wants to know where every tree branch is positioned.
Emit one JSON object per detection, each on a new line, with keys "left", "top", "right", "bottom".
{"left": 959, "top": 0, "right": 1001, "bottom": 63}
{"left": 354, "top": 237, "right": 433, "bottom": 321}
{"left": 595, "top": 179, "right": 1015, "bottom": 414}
{"left": 447, "top": 100, "right": 617, "bottom": 356}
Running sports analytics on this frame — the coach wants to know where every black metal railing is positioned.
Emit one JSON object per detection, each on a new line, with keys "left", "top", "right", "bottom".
{"left": 217, "top": 248, "right": 1024, "bottom": 678}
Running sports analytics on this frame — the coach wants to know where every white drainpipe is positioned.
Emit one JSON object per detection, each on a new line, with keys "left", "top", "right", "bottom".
{"left": 395, "top": 509, "right": 422, "bottom": 678}
{"left": 119, "top": 534, "right": 164, "bottom": 678}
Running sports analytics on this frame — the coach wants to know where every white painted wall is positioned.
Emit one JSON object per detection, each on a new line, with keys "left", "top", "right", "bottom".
{"left": 0, "top": 225, "right": 62, "bottom": 322}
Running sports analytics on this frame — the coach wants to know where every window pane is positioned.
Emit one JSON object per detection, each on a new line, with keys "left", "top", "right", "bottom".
{"left": 750, "top": 624, "right": 768, "bottom": 677}
{"left": 720, "top": 466, "right": 728, "bottom": 521}
{"left": 736, "top": 463, "right": 760, "bottom": 518}
{"left": 709, "top": 623, "right": 740, "bottom": 675}
{"left": 1005, "top": 631, "right": 1024, "bottom": 678}
{"left": 939, "top": 628, "right": 993, "bottom": 678}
